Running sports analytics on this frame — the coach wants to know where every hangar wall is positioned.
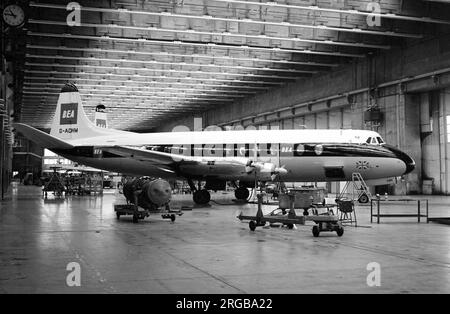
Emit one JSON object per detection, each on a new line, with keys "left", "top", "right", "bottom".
{"left": 155, "top": 34, "right": 450, "bottom": 195}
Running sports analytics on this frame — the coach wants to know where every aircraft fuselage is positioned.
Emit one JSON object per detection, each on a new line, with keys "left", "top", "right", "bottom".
{"left": 53, "top": 141, "right": 414, "bottom": 182}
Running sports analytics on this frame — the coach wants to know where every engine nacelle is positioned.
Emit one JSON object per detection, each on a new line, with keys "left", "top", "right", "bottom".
{"left": 246, "top": 161, "right": 288, "bottom": 181}
{"left": 123, "top": 178, "right": 172, "bottom": 210}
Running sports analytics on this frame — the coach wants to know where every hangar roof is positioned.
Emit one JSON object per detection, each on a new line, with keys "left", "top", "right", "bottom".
{"left": 8, "top": 0, "right": 450, "bottom": 131}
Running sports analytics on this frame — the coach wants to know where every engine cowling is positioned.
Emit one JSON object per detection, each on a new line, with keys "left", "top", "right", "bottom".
{"left": 245, "top": 161, "right": 288, "bottom": 181}
{"left": 142, "top": 179, "right": 172, "bottom": 207}
{"left": 123, "top": 178, "right": 172, "bottom": 210}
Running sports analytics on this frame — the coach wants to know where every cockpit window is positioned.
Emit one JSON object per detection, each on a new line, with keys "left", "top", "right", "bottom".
{"left": 366, "top": 136, "right": 385, "bottom": 145}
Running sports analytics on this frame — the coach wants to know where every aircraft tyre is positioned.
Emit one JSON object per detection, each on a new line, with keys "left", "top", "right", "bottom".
{"left": 312, "top": 225, "right": 320, "bottom": 237}
{"left": 235, "top": 187, "right": 250, "bottom": 200}
{"left": 193, "top": 189, "right": 210, "bottom": 204}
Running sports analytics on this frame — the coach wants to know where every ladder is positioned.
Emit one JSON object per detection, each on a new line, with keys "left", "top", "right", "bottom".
{"left": 338, "top": 172, "right": 372, "bottom": 202}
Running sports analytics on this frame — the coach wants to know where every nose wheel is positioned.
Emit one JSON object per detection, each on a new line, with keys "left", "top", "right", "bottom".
{"left": 235, "top": 187, "right": 250, "bottom": 200}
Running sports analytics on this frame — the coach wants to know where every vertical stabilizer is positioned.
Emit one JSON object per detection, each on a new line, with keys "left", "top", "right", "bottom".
{"left": 94, "top": 105, "right": 108, "bottom": 129}
{"left": 49, "top": 83, "right": 124, "bottom": 140}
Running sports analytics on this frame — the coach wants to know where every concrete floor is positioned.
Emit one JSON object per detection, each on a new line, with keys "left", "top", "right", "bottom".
{"left": 1, "top": 182, "right": 450, "bottom": 294}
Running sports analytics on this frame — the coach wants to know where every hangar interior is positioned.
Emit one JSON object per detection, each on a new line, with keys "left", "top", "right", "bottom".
{"left": 1, "top": 0, "right": 450, "bottom": 294}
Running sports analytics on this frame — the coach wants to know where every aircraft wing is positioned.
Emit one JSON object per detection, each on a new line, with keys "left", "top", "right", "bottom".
{"left": 102, "top": 146, "right": 196, "bottom": 165}
{"left": 102, "top": 146, "right": 285, "bottom": 180}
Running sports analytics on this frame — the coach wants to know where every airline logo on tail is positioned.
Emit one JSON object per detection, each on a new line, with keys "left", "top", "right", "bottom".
{"left": 60, "top": 103, "right": 78, "bottom": 125}
{"left": 96, "top": 119, "right": 107, "bottom": 128}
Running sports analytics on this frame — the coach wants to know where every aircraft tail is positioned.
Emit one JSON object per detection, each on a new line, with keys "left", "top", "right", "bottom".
{"left": 94, "top": 105, "right": 108, "bottom": 128}
{"left": 14, "top": 83, "right": 131, "bottom": 149}
{"left": 49, "top": 83, "right": 123, "bottom": 140}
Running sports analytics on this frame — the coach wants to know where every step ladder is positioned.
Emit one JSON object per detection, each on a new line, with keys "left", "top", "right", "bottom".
{"left": 336, "top": 173, "right": 372, "bottom": 227}
{"left": 338, "top": 172, "right": 372, "bottom": 202}
{"left": 43, "top": 170, "right": 66, "bottom": 197}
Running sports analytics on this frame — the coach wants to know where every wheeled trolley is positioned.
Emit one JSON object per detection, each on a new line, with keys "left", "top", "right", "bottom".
{"left": 308, "top": 215, "right": 344, "bottom": 237}
{"left": 237, "top": 194, "right": 305, "bottom": 230}
{"left": 114, "top": 204, "right": 183, "bottom": 223}
{"left": 237, "top": 193, "right": 344, "bottom": 237}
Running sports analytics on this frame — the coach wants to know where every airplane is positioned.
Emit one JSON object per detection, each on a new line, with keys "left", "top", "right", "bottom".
{"left": 14, "top": 83, "right": 415, "bottom": 205}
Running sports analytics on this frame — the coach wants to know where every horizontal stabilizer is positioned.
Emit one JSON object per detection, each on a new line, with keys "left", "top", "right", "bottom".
{"left": 13, "top": 123, "right": 74, "bottom": 149}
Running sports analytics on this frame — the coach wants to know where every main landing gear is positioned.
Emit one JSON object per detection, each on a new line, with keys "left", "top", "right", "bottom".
{"left": 193, "top": 189, "right": 211, "bottom": 205}
{"left": 187, "top": 180, "right": 250, "bottom": 204}
{"left": 234, "top": 186, "right": 250, "bottom": 200}
{"left": 188, "top": 179, "right": 211, "bottom": 205}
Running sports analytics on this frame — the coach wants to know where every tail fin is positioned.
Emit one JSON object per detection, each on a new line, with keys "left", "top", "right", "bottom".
{"left": 50, "top": 83, "right": 121, "bottom": 140}
{"left": 94, "top": 105, "right": 108, "bottom": 129}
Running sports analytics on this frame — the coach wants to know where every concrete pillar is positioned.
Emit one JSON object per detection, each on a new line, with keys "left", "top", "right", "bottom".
{"left": 293, "top": 116, "right": 304, "bottom": 129}
{"left": 402, "top": 92, "right": 422, "bottom": 194}
{"left": 390, "top": 86, "right": 422, "bottom": 194}
{"left": 283, "top": 118, "right": 293, "bottom": 130}
{"left": 343, "top": 106, "right": 352, "bottom": 129}
{"left": 305, "top": 114, "right": 316, "bottom": 129}
{"left": 440, "top": 89, "right": 450, "bottom": 194}
{"left": 329, "top": 108, "right": 343, "bottom": 129}
{"left": 316, "top": 112, "right": 328, "bottom": 129}
{"left": 420, "top": 93, "right": 432, "bottom": 133}
{"left": 422, "top": 92, "right": 443, "bottom": 192}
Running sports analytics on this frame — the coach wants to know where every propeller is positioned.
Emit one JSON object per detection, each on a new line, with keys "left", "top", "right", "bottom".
{"left": 245, "top": 161, "right": 288, "bottom": 181}
{"left": 271, "top": 165, "right": 288, "bottom": 181}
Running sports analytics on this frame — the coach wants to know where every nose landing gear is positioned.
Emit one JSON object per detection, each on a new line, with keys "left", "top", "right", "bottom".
{"left": 234, "top": 186, "right": 250, "bottom": 200}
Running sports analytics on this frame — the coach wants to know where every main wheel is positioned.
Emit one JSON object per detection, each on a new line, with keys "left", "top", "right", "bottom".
{"left": 170, "top": 214, "right": 176, "bottom": 222}
{"left": 116, "top": 212, "right": 121, "bottom": 219}
{"left": 193, "top": 189, "right": 210, "bottom": 204}
{"left": 193, "top": 190, "right": 201, "bottom": 204}
{"left": 312, "top": 225, "right": 320, "bottom": 237}
{"left": 287, "top": 224, "right": 294, "bottom": 230}
{"left": 235, "top": 187, "right": 250, "bottom": 200}
{"left": 358, "top": 193, "right": 369, "bottom": 203}
{"left": 200, "top": 189, "right": 210, "bottom": 203}
{"left": 336, "top": 227, "right": 344, "bottom": 237}
{"left": 132, "top": 214, "right": 139, "bottom": 223}
{"left": 249, "top": 220, "right": 257, "bottom": 231}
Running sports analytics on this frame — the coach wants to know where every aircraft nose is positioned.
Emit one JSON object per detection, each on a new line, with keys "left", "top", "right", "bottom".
{"left": 384, "top": 145, "right": 415, "bottom": 175}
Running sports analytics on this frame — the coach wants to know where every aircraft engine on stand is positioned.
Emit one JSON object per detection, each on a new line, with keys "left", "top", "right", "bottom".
{"left": 123, "top": 178, "right": 172, "bottom": 210}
